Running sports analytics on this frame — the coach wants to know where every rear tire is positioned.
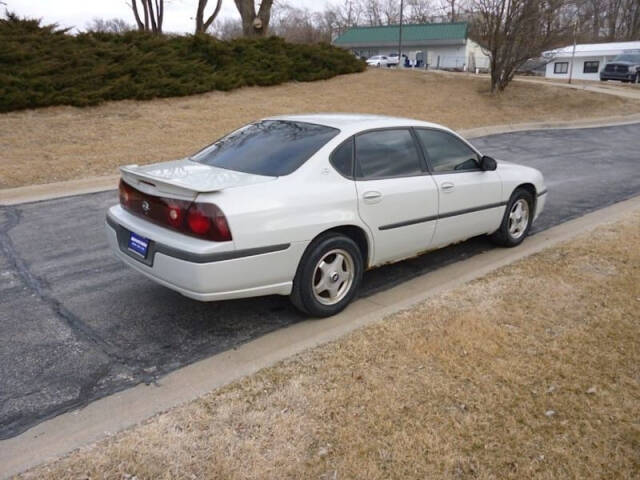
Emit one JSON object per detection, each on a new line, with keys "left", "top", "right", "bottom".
{"left": 290, "top": 233, "right": 363, "bottom": 317}
{"left": 489, "top": 188, "right": 534, "bottom": 247}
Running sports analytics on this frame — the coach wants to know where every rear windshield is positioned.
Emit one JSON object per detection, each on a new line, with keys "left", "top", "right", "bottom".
{"left": 191, "top": 120, "right": 339, "bottom": 176}
{"left": 613, "top": 54, "right": 640, "bottom": 63}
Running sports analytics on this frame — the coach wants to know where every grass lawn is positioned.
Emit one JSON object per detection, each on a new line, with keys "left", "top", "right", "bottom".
{"left": 2, "top": 69, "right": 640, "bottom": 189}
{"left": 23, "top": 210, "right": 640, "bottom": 479}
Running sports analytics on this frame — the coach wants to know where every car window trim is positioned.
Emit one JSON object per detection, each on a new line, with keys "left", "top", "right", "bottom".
{"left": 353, "top": 127, "right": 430, "bottom": 181}
{"left": 329, "top": 136, "right": 355, "bottom": 179}
{"left": 413, "top": 127, "right": 483, "bottom": 175}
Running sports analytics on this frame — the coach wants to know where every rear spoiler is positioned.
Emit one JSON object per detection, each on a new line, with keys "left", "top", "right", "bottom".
{"left": 120, "top": 159, "right": 276, "bottom": 198}
{"left": 120, "top": 165, "right": 209, "bottom": 199}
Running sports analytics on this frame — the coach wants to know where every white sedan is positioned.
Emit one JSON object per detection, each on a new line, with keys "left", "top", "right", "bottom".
{"left": 106, "top": 114, "right": 547, "bottom": 317}
{"left": 366, "top": 55, "right": 393, "bottom": 67}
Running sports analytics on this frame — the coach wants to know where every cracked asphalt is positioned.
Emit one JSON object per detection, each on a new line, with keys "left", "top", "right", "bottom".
{"left": 1, "top": 124, "right": 639, "bottom": 440}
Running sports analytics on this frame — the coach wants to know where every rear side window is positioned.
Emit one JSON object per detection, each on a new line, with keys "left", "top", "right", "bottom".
{"left": 330, "top": 138, "right": 354, "bottom": 178}
{"left": 191, "top": 120, "right": 339, "bottom": 176}
{"left": 355, "top": 129, "right": 423, "bottom": 180}
{"left": 415, "top": 129, "right": 479, "bottom": 173}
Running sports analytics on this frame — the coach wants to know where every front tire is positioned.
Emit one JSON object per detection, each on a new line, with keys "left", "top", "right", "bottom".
{"left": 290, "top": 233, "right": 363, "bottom": 317}
{"left": 490, "top": 188, "right": 534, "bottom": 247}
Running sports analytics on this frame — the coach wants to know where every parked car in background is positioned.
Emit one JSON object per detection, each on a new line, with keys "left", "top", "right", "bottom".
{"left": 600, "top": 52, "right": 640, "bottom": 83}
{"left": 366, "top": 55, "right": 392, "bottom": 67}
{"left": 386, "top": 53, "right": 400, "bottom": 65}
{"left": 106, "top": 114, "right": 547, "bottom": 317}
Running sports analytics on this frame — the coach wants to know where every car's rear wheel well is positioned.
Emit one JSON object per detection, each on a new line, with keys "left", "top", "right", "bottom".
{"left": 515, "top": 183, "right": 537, "bottom": 214}
{"left": 319, "top": 225, "right": 370, "bottom": 269}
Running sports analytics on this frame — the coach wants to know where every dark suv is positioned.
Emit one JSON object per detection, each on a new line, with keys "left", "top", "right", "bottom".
{"left": 600, "top": 53, "right": 640, "bottom": 83}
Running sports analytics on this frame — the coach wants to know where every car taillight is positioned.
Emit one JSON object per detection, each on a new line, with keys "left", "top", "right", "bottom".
{"left": 186, "top": 203, "right": 232, "bottom": 241}
{"left": 119, "top": 179, "right": 132, "bottom": 207}
{"left": 167, "top": 204, "right": 184, "bottom": 228}
{"left": 118, "top": 179, "right": 232, "bottom": 242}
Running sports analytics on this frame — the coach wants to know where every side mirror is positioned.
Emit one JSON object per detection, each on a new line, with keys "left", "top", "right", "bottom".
{"left": 480, "top": 155, "right": 497, "bottom": 171}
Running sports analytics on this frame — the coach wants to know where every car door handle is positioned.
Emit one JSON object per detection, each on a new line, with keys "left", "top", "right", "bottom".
{"left": 441, "top": 182, "right": 455, "bottom": 192}
{"left": 362, "top": 191, "right": 382, "bottom": 203}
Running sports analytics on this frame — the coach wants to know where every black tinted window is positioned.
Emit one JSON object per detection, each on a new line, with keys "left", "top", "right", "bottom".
{"left": 355, "top": 129, "right": 422, "bottom": 180}
{"left": 614, "top": 54, "right": 640, "bottom": 63}
{"left": 330, "top": 138, "right": 353, "bottom": 178}
{"left": 415, "top": 129, "right": 479, "bottom": 173}
{"left": 192, "top": 120, "right": 339, "bottom": 176}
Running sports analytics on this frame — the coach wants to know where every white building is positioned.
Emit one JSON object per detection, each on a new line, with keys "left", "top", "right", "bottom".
{"left": 333, "top": 22, "right": 490, "bottom": 71}
{"left": 543, "top": 41, "right": 640, "bottom": 81}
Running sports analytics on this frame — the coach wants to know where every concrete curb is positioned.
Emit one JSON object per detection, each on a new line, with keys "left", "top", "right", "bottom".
{"left": 1, "top": 117, "right": 640, "bottom": 206}
{"left": 459, "top": 113, "right": 640, "bottom": 139}
{"left": 2, "top": 194, "right": 640, "bottom": 479}
{"left": 0, "top": 175, "right": 120, "bottom": 206}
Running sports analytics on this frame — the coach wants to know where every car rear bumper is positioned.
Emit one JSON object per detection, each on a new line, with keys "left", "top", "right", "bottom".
{"left": 105, "top": 208, "right": 308, "bottom": 301}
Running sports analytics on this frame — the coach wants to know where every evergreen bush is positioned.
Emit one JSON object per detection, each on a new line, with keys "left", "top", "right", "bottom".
{"left": 0, "top": 14, "right": 366, "bottom": 112}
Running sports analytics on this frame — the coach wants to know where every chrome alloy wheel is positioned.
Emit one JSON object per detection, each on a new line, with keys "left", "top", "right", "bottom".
{"left": 312, "top": 248, "right": 355, "bottom": 306}
{"left": 508, "top": 198, "right": 530, "bottom": 240}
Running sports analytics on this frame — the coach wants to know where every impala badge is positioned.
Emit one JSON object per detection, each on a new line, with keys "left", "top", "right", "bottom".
{"left": 141, "top": 200, "right": 150, "bottom": 214}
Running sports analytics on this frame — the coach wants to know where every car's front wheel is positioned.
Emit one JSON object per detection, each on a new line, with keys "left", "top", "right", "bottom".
{"left": 489, "top": 188, "right": 534, "bottom": 247}
{"left": 290, "top": 233, "right": 363, "bottom": 317}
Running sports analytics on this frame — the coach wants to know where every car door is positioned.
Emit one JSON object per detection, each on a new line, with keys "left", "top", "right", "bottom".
{"left": 414, "top": 128, "right": 503, "bottom": 248}
{"left": 353, "top": 128, "right": 439, "bottom": 265}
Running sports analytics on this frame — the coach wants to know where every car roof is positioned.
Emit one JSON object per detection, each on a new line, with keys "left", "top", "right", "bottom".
{"left": 265, "top": 113, "right": 449, "bottom": 132}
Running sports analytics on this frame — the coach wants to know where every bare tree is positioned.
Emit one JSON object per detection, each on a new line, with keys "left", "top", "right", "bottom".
{"left": 441, "top": 0, "right": 457, "bottom": 21}
{"left": 323, "top": 0, "right": 363, "bottom": 37}
{"left": 130, "top": 0, "right": 164, "bottom": 33}
{"left": 565, "top": 0, "right": 640, "bottom": 42}
{"left": 405, "top": 0, "right": 437, "bottom": 23}
{"left": 270, "top": 5, "right": 332, "bottom": 43}
{"left": 470, "top": 0, "right": 571, "bottom": 93}
{"left": 210, "top": 17, "right": 243, "bottom": 38}
{"left": 233, "top": 0, "right": 274, "bottom": 37}
{"left": 195, "top": 0, "right": 223, "bottom": 34}
{"left": 86, "top": 17, "right": 134, "bottom": 33}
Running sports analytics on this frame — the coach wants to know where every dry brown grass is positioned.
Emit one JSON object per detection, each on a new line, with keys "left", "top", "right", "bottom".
{"left": 2, "top": 69, "right": 640, "bottom": 189}
{"left": 23, "top": 211, "right": 640, "bottom": 479}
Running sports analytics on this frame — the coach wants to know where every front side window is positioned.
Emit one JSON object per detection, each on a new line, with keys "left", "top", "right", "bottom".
{"left": 613, "top": 54, "right": 640, "bottom": 63}
{"left": 191, "top": 120, "right": 339, "bottom": 176}
{"left": 584, "top": 61, "right": 599, "bottom": 73}
{"left": 554, "top": 62, "right": 569, "bottom": 74}
{"left": 415, "top": 129, "right": 479, "bottom": 173}
{"left": 355, "top": 129, "right": 423, "bottom": 180}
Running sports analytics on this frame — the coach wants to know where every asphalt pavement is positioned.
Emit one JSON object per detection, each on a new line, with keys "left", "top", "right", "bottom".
{"left": 1, "top": 123, "right": 639, "bottom": 440}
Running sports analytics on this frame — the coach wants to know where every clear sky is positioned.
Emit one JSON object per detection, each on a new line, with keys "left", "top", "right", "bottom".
{"left": 4, "top": 0, "right": 335, "bottom": 33}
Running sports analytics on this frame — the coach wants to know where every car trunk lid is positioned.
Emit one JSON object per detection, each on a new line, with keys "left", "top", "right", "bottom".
{"left": 120, "top": 158, "right": 276, "bottom": 200}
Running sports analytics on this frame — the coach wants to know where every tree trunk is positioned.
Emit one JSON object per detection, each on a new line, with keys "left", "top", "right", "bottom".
{"left": 130, "top": 0, "right": 163, "bottom": 34}
{"left": 234, "top": 0, "right": 274, "bottom": 37}
{"left": 196, "top": 0, "right": 223, "bottom": 34}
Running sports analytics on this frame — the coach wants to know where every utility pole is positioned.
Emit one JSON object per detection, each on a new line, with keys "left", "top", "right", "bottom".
{"left": 568, "top": 22, "right": 577, "bottom": 84}
{"left": 397, "top": 0, "right": 404, "bottom": 69}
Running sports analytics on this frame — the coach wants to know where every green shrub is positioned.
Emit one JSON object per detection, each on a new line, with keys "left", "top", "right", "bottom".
{"left": 0, "top": 14, "right": 366, "bottom": 112}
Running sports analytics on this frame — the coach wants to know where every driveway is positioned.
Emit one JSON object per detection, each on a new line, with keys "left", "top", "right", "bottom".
{"left": 514, "top": 76, "right": 640, "bottom": 100}
{"left": 1, "top": 123, "right": 639, "bottom": 440}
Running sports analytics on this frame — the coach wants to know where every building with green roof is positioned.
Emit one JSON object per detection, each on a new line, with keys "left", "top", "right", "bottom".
{"left": 333, "top": 22, "right": 489, "bottom": 71}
